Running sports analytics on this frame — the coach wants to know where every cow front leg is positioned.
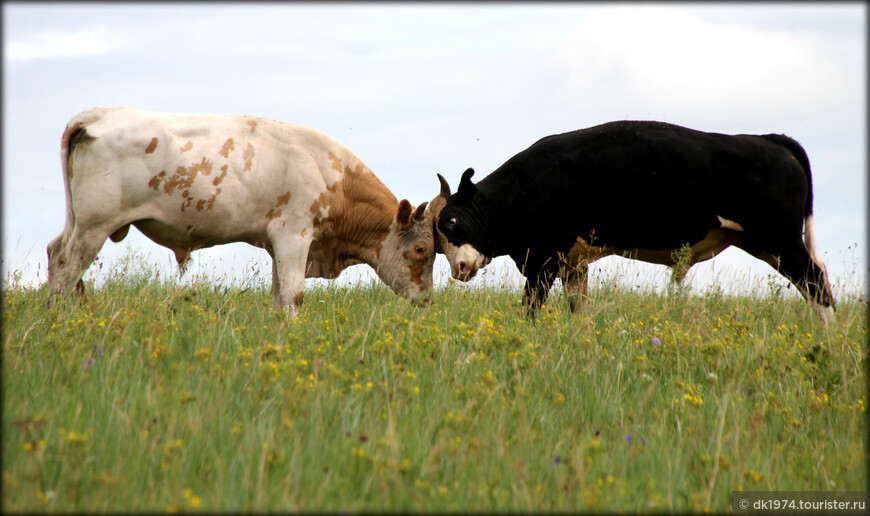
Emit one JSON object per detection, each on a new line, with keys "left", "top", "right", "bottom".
{"left": 521, "top": 254, "right": 560, "bottom": 318}
{"left": 269, "top": 234, "right": 313, "bottom": 318}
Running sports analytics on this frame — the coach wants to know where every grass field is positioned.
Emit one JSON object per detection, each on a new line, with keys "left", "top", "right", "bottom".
{"left": 2, "top": 252, "right": 866, "bottom": 512}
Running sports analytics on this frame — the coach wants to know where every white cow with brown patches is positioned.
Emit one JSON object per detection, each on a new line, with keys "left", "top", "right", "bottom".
{"left": 47, "top": 107, "right": 436, "bottom": 316}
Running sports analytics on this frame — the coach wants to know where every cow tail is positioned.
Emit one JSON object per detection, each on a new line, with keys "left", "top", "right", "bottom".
{"left": 59, "top": 122, "right": 79, "bottom": 236}
{"left": 58, "top": 108, "right": 105, "bottom": 237}
{"left": 765, "top": 134, "right": 826, "bottom": 272}
{"left": 790, "top": 140, "right": 827, "bottom": 272}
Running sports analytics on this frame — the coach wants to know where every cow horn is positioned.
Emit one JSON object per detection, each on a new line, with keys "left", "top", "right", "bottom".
{"left": 437, "top": 173, "right": 451, "bottom": 198}
{"left": 413, "top": 201, "right": 428, "bottom": 221}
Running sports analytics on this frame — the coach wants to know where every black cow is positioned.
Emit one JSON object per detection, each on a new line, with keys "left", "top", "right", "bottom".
{"left": 431, "top": 121, "right": 835, "bottom": 321}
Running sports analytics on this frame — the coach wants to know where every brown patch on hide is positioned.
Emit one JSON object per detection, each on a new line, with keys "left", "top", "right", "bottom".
{"left": 243, "top": 143, "right": 255, "bottom": 171}
{"left": 328, "top": 151, "right": 343, "bottom": 173}
{"left": 219, "top": 138, "right": 234, "bottom": 158}
{"left": 162, "top": 157, "right": 213, "bottom": 195}
{"left": 265, "top": 191, "right": 292, "bottom": 220}
{"left": 403, "top": 250, "right": 425, "bottom": 288}
{"left": 213, "top": 165, "right": 228, "bottom": 186}
{"left": 308, "top": 157, "right": 398, "bottom": 274}
{"left": 145, "top": 137, "right": 158, "bottom": 154}
{"left": 180, "top": 141, "right": 193, "bottom": 153}
{"left": 207, "top": 189, "right": 220, "bottom": 210}
{"left": 327, "top": 151, "right": 372, "bottom": 177}
{"left": 561, "top": 227, "right": 741, "bottom": 270}
{"left": 195, "top": 189, "right": 221, "bottom": 212}
{"left": 148, "top": 171, "right": 167, "bottom": 191}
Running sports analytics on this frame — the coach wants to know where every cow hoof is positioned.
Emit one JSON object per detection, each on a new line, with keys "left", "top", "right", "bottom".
{"left": 815, "top": 305, "right": 834, "bottom": 325}
{"left": 412, "top": 295, "right": 432, "bottom": 308}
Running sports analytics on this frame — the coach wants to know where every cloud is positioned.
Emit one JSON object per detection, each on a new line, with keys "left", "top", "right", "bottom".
{"left": 534, "top": 6, "right": 860, "bottom": 132}
{"left": 5, "top": 27, "right": 120, "bottom": 61}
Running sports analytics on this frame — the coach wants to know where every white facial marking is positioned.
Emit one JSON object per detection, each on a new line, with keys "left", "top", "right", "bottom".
{"left": 452, "top": 243, "right": 488, "bottom": 281}
{"left": 319, "top": 205, "right": 331, "bottom": 219}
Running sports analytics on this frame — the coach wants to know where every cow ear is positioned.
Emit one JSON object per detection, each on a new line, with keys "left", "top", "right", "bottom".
{"left": 437, "top": 173, "right": 451, "bottom": 198}
{"left": 413, "top": 201, "right": 428, "bottom": 222}
{"left": 456, "top": 168, "right": 477, "bottom": 201}
{"left": 396, "top": 199, "right": 414, "bottom": 231}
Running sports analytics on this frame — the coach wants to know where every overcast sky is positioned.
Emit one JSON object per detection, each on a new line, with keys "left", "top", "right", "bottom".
{"left": 3, "top": 2, "right": 865, "bottom": 298}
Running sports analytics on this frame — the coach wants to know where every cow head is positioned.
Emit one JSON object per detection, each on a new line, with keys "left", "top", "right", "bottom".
{"left": 375, "top": 199, "right": 436, "bottom": 305}
{"left": 430, "top": 168, "right": 491, "bottom": 281}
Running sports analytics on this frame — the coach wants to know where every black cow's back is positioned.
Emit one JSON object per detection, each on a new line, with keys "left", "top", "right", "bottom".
{"left": 475, "top": 121, "right": 809, "bottom": 254}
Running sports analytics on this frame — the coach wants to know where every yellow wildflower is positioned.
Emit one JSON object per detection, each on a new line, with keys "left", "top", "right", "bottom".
{"left": 68, "top": 431, "right": 88, "bottom": 446}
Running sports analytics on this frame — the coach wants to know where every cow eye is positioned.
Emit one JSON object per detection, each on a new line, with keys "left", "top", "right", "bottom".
{"left": 415, "top": 245, "right": 425, "bottom": 255}
{"left": 447, "top": 217, "right": 457, "bottom": 228}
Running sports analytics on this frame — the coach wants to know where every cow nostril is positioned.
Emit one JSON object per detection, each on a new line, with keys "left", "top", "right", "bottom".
{"left": 459, "top": 262, "right": 467, "bottom": 273}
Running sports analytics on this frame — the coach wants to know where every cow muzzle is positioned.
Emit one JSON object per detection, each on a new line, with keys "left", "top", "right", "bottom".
{"left": 451, "top": 244, "right": 489, "bottom": 282}
{"left": 412, "top": 293, "right": 433, "bottom": 307}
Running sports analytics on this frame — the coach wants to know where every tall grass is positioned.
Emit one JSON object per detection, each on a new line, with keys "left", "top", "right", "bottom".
{"left": 2, "top": 254, "right": 866, "bottom": 512}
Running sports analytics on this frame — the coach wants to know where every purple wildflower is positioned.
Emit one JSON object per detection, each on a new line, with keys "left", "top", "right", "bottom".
{"left": 93, "top": 345, "right": 105, "bottom": 356}
{"left": 553, "top": 456, "right": 562, "bottom": 465}
{"left": 625, "top": 435, "right": 631, "bottom": 443}
{"left": 652, "top": 337, "right": 661, "bottom": 346}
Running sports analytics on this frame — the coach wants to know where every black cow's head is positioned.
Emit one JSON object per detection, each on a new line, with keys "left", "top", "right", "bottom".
{"left": 430, "top": 168, "right": 492, "bottom": 281}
